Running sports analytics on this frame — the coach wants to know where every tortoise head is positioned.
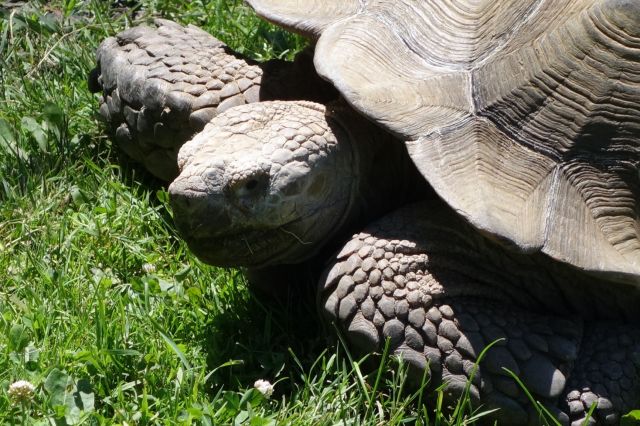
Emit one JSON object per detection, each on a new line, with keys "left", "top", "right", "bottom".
{"left": 168, "top": 101, "right": 357, "bottom": 267}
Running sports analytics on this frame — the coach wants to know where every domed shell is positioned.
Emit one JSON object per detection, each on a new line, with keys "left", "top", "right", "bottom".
{"left": 247, "top": 0, "right": 640, "bottom": 284}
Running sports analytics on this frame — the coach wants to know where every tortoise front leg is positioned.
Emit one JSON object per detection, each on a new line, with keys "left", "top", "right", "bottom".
{"left": 320, "top": 201, "right": 639, "bottom": 425}
{"left": 561, "top": 325, "right": 640, "bottom": 426}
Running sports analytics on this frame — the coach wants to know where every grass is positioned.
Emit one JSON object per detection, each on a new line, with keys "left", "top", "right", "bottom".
{"left": 0, "top": 0, "right": 479, "bottom": 424}
{"left": 1, "top": 1, "right": 635, "bottom": 425}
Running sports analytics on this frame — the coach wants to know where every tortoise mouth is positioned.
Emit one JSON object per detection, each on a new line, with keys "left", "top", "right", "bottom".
{"left": 182, "top": 218, "right": 314, "bottom": 268}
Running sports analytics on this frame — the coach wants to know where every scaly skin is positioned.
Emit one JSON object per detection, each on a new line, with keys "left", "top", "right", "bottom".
{"left": 89, "top": 19, "right": 336, "bottom": 180}
{"left": 321, "top": 201, "right": 640, "bottom": 425}
{"left": 168, "top": 100, "right": 426, "bottom": 267}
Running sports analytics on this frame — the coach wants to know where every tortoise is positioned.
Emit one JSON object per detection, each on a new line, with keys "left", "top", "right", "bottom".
{"left": 90, "top": 2, "right": 640, "bottom": 425}
{"left": 167, "top": 100, "right": 640, "bottom": 425}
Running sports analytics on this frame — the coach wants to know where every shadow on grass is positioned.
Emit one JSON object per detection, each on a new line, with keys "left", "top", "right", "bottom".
{"left": 200, "top": 262, "right": 329, "bottom": 394}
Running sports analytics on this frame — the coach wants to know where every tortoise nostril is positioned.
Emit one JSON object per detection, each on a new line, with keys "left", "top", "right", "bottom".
{"left": 245, "top": 179, "right": 259, "bottom": 191}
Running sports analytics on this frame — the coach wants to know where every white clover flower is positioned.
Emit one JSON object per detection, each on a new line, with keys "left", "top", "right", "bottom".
{"left": 253, "top": 379, "right": 274, "bottom": 398}
{"left": 142, "top": 263, "right": 156, "bottom": 274}
{"left": 8, "top": 380, "right": 35, "bottom": 404}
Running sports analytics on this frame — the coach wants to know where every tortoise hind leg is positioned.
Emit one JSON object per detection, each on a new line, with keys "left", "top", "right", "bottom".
{"left": 320, "top": 201, "right": 639, "bottom": 425}
{"left": 561, "top": 325, "right": 640, "bottom": 425}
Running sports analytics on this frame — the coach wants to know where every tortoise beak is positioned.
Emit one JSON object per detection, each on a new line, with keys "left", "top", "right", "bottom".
{"left": 168, "top": 175, "right": 233, "bottom": 240}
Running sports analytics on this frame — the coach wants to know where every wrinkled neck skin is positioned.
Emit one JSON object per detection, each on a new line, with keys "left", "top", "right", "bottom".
{"left": 260, "top": 47, "right": 340, "bottom": 104}
{"left": 327, "top": 103, "right": 431, "bottom": 245}
{"left": 283, "top": 101, "right": 433, "bottom": 267}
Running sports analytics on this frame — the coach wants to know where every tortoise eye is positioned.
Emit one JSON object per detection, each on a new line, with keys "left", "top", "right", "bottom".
{"left": 227, "top": 172, "right": 269, "bottom": 199}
